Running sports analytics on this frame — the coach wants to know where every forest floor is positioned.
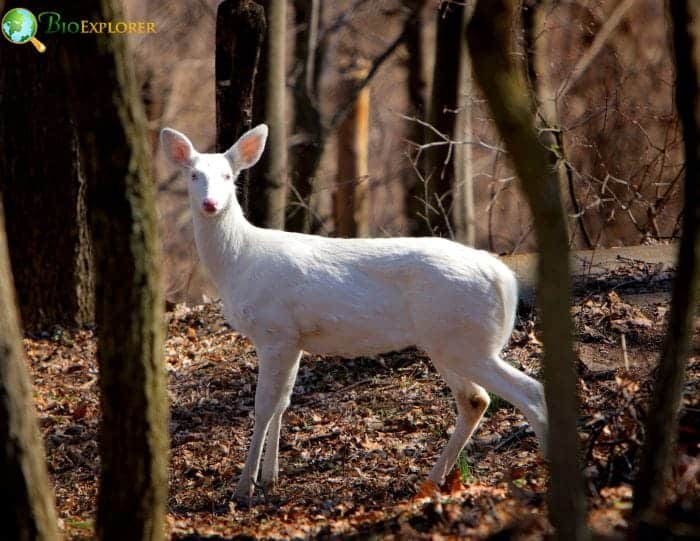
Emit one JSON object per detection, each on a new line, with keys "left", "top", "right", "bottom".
{"left": 25, "top": 266, "right": 699, "bottom": 540}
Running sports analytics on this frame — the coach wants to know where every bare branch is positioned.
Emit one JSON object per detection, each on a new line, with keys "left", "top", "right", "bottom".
{"left": 327, "top": 6, "right": 421, "bottom": 132}
{"left": 316, "top": 0, "right": 373, "bottom": 49}
{"left": 556, "top": 0, "right": 637, "bottom": 100}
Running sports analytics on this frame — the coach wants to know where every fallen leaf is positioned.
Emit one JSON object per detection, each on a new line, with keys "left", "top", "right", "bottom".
{"left": 444, "top": 469, "right": 464, "bottom": 495}
{"left": 186, "top": 327, "right": 197, "bottom": 341}
{"left": 414, "top": 478, "right": 440, "bottom": 501}
{"left": 72, "top": 403, "right": 89, "bottom": 420}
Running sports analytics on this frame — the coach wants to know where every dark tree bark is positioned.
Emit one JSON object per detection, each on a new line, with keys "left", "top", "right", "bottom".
{"left": 408, "top": 0, "right": 464, "bottom": 237}
{"left": 251, "top": 0, "right": 288, "bottom": 230}
{"left": 0, "top": 201, "right": 59, "bottom": 541}
{"left": 633, "top": 0, "right": 700, "bottom": 528}
{"left": 0, "top": 0, "right": 94, "bottom": 332}
{"left": 216, "top": 0, "right": 266, "bottom": 218}
{"left": 467, "top": 2, "right": 590, "bottom": 540}
{"left": 402, "top": 0, "right": 428, "bottom": 236}
{"left": 59, "top": 1, "right": 168, "bottom": 539}
{"left": 404, "top": 0, "right": 427, "bottom": 121}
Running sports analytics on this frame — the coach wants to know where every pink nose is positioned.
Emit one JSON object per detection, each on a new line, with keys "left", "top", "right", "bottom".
{"left": 202, "top": 199, "right": 218, "bottom": 214}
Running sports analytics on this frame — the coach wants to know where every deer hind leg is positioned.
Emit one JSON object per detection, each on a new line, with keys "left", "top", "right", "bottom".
{"left": 429, "top": 366, "right": 490, "bottom": 486}
{"left": 457, "top": 354, "right": 548, "bottom": 451}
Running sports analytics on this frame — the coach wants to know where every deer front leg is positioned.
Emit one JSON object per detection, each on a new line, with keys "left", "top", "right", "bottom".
{"left": 235, "top": 344, "right": 301, "bottom": 504}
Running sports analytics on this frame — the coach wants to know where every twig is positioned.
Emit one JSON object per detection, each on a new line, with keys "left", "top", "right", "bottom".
{"left": 556, "top": 0, "right": 637, "bottom": 100}
{"left": 494, "top": 424, "right": 535, "bottom": 451}
{"left": 400, "top": 114, "right": 507, "bottom": 154}
{"left": 487, "top": 145, "right": 502, "bottom": 252}
{"left": 316, "top": 0, "right": 372, "bottom": 51}
{"left": 435, "top": 192, "right": 455, "bottom": 240}
{"left": 286, "top": 181, "right": 332, "bottom": 235}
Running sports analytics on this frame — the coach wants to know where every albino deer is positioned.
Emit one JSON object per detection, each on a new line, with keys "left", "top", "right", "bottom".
{"left": 161, "top": 124, "right": 548, "bottom": 504}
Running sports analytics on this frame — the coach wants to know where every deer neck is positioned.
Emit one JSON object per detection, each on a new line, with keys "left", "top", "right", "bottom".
{"left": 192, "top": 197, "right": 252, "bottom": 291}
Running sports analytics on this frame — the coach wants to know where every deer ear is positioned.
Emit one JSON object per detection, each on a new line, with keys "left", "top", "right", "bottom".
{"left": 160, "top": 128, "right": 197, "bottom": 167}
{"left": 225, "top": 124, "right": 268, "bottom": 170}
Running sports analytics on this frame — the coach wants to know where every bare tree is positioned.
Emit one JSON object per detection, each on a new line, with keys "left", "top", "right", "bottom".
{"left": 288, "top": 2, "right": 422, "bottom": 234}
{"left": 403, "top": 0, "right": 427, "bottom": 121}
{"left": 216, "top": 0, "right": 266, "bottom": 216}
{"left": 0, "top": 0, "right": 93, "bottom": 332}
{"left": 402, "top": 0, "right": 428, "bottom": 235}
{"left": 288, "top": 0, "right": 324, "bottom": 233}
{"left": 409, "top": 0, "right": 465, "bottom": 237}
{"left": 61, "top": 1, "right": 168, "bottom": 539}
{"left": 251, "top": 0, "right": 288, "bottom": 229}
{"left": 467, "top": 1, "right": 590, "bottom": 540}
{"left": 522, "top": 0, "right": 593, "bottom": 249}
{"left": 0, "top": 200, "right": 59, "bottom": 541}
{"left": 633, "top": 0, "right": 700, "bottom": 529}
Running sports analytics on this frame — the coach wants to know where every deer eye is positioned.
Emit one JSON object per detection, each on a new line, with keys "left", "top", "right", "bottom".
{"left": 190, "top": 172, "right": 197, "bottom": 181}
{"left": 224, "top": 173, "right": 232, "bottom": 181}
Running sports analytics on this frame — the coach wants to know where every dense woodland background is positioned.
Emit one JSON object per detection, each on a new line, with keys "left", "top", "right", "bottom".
{"left": 120, "top": 0, "right": 684, "bottom": 302}
{"left": 0, "top": 0, "right": 686, "bottom": 313}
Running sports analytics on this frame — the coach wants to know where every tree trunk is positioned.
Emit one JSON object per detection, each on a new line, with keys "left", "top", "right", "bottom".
{"left": 467, "top": 2, "right": 591, "bottom": 540}
{"left": 288, "top": 0, "right": 324, "bottom": 233}
{"left": 404, "top": 0, "right": 427, "bottom": 123}
{"left": 633, "top": 0, "right": 700, "bottom": 529}
{"left": 59, "top": 1, "right": 168, "bottom": 539}
{"left": 453, "top": 1, "right": 476, "bottom": 246}
{"left": 216, "top": 0, "right": 266, "bottom": 218}
{"left": 334, "top": 62, "right": 371, "bottom": 238}
{"left": 409, "top": 0, "right": 464, "bottom": 237}
{"left": 0, "top": 201, "right": 59, "bottom": 541}
{"left": 0, "top": 0, "right": 94, "bottom": 332}
{"left": 402, "top": 0, "right": 428, "bottom": 236}
{"left": 251, "top": 0, "right": 288, "bottom": 230}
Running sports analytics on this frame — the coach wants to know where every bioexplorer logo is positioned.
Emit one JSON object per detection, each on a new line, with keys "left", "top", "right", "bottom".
{"left": 1, "top": 7, "right": 156, "bottom": 53}
{"left": 2, "top": 8, "right": 46, "bottom": 52}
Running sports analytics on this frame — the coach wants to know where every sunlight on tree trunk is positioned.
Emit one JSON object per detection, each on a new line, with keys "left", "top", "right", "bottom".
{"left": 0, "top": 200, "right": 59, "bottom": 541}
{"left": 60, "top": 1, "right": 169, "bottom": 539}
{"left": 467, "top": 1, "right": 591, "bottom": 540}
{"left": 334, "top": 61, "right": 371, "bottom": 237}
{"left": 252, "top": 0, "right": 288, "bottom": 230}
{"left": 454, "top": 1, "right": 476, "bottom": 246}
{"left": 633, "top": 0, "right": 700, "bottom": 530}
{"left": 215, "top": 0, "right": 266, "bottom": 218}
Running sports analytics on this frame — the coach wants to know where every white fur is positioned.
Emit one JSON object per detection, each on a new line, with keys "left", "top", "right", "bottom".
{"left": 161, "top": 125, "right": 548, "bottom": 503}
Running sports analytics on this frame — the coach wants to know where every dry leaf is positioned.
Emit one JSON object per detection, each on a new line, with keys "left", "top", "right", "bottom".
{"left": 414, "top": 478, "right": 440, "bottom": 501}
{"left": 444, "top": 469, "right": 464, "bottom": 495}
{"left": 72, "top": 403, "right": 89, "bottom": 420}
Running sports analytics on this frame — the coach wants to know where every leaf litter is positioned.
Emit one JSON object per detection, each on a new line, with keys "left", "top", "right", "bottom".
{"left": 23, "top": 290, "right": 699, "bottom": 540}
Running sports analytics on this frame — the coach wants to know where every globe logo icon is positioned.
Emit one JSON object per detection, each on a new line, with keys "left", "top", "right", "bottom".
{"left": 2, "top": 7, "right": 46, "bottom": 52}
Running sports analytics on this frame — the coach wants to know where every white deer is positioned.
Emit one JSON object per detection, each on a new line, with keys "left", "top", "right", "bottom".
{"left": 161, "top": 124, "right": 548, "bottom": 503}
